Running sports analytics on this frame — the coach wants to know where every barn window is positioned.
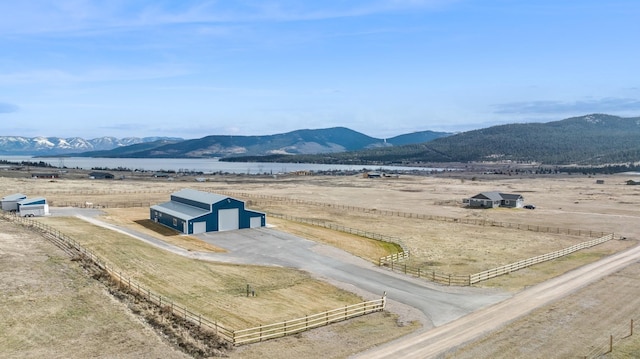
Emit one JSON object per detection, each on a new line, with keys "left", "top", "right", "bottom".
{"left": 173, "top": 218, "right": 177, "bottom": 226}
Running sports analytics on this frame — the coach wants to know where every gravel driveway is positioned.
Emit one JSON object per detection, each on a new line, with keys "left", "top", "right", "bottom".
{"left": 69, "top": 209, "right": 509, "bottom": 329}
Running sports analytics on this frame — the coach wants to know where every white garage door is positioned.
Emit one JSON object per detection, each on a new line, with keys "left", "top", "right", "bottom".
{"left": 193, "top": 221, "right": 207, "bottom": 234}
{"left": 250, "top": 216, "right": 262, "bottom": 228}
{"left": 218, "top": 208, "right": 239, "bottom": 231}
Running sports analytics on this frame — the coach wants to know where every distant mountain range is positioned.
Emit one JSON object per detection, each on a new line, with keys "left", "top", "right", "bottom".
{"left": 0, "top": 136, "right": 183, "bottom": 156}
{"left": 38, "top": 128, "right": 451, "bottom": 158}
{"left": 223, "top": 114, "right": 640, "bottom": 166}
{"left": 2, "top": 114, "right": 639, "bottom": 166}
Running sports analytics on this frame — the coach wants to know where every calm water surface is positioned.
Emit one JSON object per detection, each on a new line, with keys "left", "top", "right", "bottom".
{"left": 0, "top": 156, "right": 440, "bottom": 174}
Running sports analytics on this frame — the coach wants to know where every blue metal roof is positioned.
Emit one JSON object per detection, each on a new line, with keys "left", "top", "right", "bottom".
{"left": 172, "top": 189, "right": 229, "bottom": 205}
{"left": 151, "top": 201, "right": 209, "bottom": 221}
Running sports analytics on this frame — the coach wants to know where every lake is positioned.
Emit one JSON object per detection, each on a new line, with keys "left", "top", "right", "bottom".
{"left": 0, "top": 156, "right": 442, "bottom": 174}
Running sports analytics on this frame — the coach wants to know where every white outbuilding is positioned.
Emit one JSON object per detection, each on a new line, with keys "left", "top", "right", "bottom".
{"left": 1, "top": 193, "right": 27, "bottom": 211}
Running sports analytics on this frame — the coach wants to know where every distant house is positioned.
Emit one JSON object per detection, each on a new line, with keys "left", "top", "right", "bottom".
{"left": 363, "top": 172, "right": 382, "bottom": 178}
{"left": 153, "top": 172, "right": 171, "bottom": 178}
{"left": 626, "top": 180, "right": 640, "bottom": 185}
{"left": 89, "top": 171, "right": 114, "bottom": 179}
{"left": 467, "top": 191, "right": 524, "bottom": 209}
{"left": 1, "top": 193, "right": 27, "bottom": 211}
{"left": 31, "top": 173, "right": 59, "bottom": 179}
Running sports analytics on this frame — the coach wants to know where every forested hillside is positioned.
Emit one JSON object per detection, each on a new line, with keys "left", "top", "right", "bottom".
{"left": 223, "top": 114, "right": 640, "bottom": 165}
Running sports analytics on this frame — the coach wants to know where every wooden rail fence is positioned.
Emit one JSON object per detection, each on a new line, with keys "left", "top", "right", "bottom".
{"left": 379, "top": 251, "right": 471, "bottom": 286}
{"left": 1, "top": 212, "right": 385, "bottom": 345}
{"left": 24, "top": 188, "right": 607, "bottom": 239}
{"left": 379, "top": 233, "right": 614, "bottom": 286}
{"left": 268, "top": 212, "right": 408, "bottom": 252}
{"left": 469, "top": 233, "right": 614, "bottom": 284}
{"left": 379, "top": 251, "right": 410, "bottom": 264}
{"left": 233, "top": 297, "right": 386, "bottom": 345}
{"left": 217, "top": 191, "right": 608, "bottom": 239}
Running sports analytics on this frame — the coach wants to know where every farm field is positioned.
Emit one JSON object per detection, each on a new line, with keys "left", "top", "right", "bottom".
{"left": 1, "top": 170, "right": 640, "bottom": 358}
{"left": 32, "top": 215, "right": 380, "bottom": 329}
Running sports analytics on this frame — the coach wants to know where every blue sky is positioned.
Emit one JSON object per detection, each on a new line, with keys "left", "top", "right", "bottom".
{"left": 1, "top": 0, "right": 639, "bottom": 139}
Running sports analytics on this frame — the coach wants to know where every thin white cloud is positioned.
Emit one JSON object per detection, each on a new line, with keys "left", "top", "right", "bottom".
{"left": 494, "top": 97, "right": 640, "bottom": 115}
{"left": 0, "top": 0, "right": 458, "bottom": 35}
{"left": 0, "top": 65, "right": 189, "bottom": 85}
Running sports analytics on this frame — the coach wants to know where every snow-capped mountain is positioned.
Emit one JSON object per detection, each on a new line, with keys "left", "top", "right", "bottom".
{"left": 0, "top": 136, "right": 183, "bottom": 155}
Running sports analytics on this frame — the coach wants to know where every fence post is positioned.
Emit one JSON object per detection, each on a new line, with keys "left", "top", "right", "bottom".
{"left": 609, "top": 334, "right": 613, "bottom": 353}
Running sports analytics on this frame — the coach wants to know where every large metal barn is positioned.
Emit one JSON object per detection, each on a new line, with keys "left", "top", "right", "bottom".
{"left": 150, "top": 189, "right": 266, "bottom": 234}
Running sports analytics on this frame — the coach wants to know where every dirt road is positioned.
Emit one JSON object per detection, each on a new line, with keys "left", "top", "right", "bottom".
{"left": 354, "top": 242, "right": 640, "bottom": 358}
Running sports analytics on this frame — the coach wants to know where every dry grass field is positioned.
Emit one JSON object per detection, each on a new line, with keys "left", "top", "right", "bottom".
{"left": 0, "top": 221, "right": 190, "bottom": 359}
{"left": 2, "top": 169, "right": 640, "bottom": 358}
{"left": 444, "top": 262, "right": 640, "bottom": 358}
{"left": 33, "top": 215, "right": 377, "bottom": 329}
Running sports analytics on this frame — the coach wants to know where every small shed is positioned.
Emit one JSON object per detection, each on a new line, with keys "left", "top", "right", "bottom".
{"left": 17, "top": 197, "right": 49, "bottom": 217}
{"left": 1, "top": 193, "right": 27, "bottom": 211}
{"left": 89, "top": 171, "right": 114, "bottom": 179}
{"left": 467, "top": 191, "right": 524, "bottom": 208}
{"left": 150, "top": 189, "right": 266, "bottom": 234}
